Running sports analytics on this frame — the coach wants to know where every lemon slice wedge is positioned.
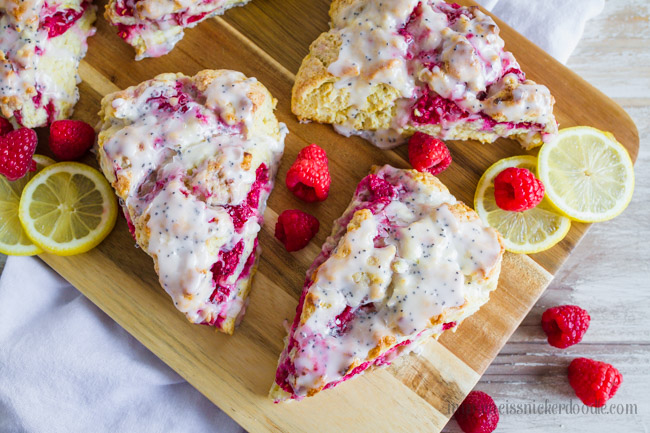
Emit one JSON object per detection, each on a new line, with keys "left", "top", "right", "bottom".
{"left": 0, "top": 155, "right": 56, "bottom": 256}
{"left": 537, "top": 126, "right": 635, "bottom": 223}
{"left": 474, "top": 155, "right": 571, "bottom": 254}
{"left": 18, "top": 162, "right": 117, "bottom": 256}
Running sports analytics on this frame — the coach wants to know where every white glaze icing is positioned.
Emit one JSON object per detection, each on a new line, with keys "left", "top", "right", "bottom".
{"left": 277, "top": 165, "right": 502, "bottom": 399}
{"left": 107, "top": 0, "right": 250, "bottom": 60}
{"left": 322, "top": 0, "right": 556, "bottom": 146}
{"left": 0, "top": 0, "right": 96, "bottom": 126}
{"left": 100, "top": 71, "right": 286, "bottom": 327}
{"left": 328, "top": 26, "right": 413, "bottom": 110}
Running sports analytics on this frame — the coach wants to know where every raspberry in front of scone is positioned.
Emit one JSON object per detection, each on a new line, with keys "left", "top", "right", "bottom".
{"left": 0, "top": 128, "right": 38, "bottom": 181}
{"left": 286, "top": 144, "right": 331, "bottom": 202}
{"left": 493, "top": 166, "right": 544, "bottom": 212}
{"left": 568, "top": 357, "right": 622, "bottom": 407}
{"left": 408, "top": 131, "right": 452, "bottom": 176}
{"left": 49, "top": 120, "right": 96, "bottom": 161}
{"left": 275, "top": 209, "right": 320, "bottom": 252}
{"left": 542, "top": 305, "right": 590, "bottom": 349}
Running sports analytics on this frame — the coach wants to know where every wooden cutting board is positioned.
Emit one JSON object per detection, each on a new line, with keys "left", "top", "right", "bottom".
{"left": 37, "top": 1, "right": 639, "bottom": 431}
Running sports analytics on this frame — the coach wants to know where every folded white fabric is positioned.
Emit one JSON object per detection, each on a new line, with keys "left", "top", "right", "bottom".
{"left": 0, "top": 2, "right": 604, "bottom": 432}
{"left": 0, "top": 256, "right": 245, "bottom": 433}
{"left": 477, "top": 0, "right": 605, "bottom": 64}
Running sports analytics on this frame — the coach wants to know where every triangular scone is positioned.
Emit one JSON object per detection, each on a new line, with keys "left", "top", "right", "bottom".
{"left": 271, "top": 165, "right": 504, "bottom": 401}
{"left": 106, "top": 0, "right": 250, "bottom": 60}
{"left": 292, "top": 0, "right": 557, "bottom": 149}
{"left": 0, "top": 0, "right": 96, "bottom": 127}
{"left": 97, "top": 70, "right": 287, "bottom": 334}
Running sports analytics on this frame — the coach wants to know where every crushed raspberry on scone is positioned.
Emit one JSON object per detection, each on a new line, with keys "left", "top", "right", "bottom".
{"left": 275, "top": 209, "right": 320, "bottom": 252}
{"left": 568, "top": 358, "right": 622, "bottom": 407}
{"left": 285, "top": 144, "right": 331, "bottom": 202}
{"left": 541, "top": 305, "right": 590, "bottom": 349}
{"left": 455, "top": 390, "right": 499, "bottom": 433}
{"left": 105, "top": 0, "right": 251, "bottom": 60}
{"left": 0, "top": 0, "right": 97, "bottom": 127}
{"left": 49, "top": 120, "right": 96, "bottom": 160}
{"left": 493, "top": 167, "right": 545, "bottom": 212}
{"left": 408, "top": 131, "right": 452, "bottom": 175}
{"left": 0, "top": 128, "right": 38, "bottom": 181}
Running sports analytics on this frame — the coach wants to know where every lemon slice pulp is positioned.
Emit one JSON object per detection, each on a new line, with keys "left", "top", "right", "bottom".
{"left": 0, "top": 155, "right": 56, "bottom": 255}
{"left": 474, "top": 155, "right": 571, "bottom": 254}
{"left": 537, "top": 126, "right": 634, "bottom": 223}
{"left": 18, "top": 162, "right": 117, "bottom": 256}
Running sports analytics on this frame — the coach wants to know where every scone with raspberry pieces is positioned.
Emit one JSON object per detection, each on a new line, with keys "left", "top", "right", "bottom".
{"left": 292, "top": 0, "right": 557, "bottom": 149}
{"left": 271, "top": 165, "right": 504, "bottom": 401}
{"left": 106, "top": 0, "right": 250, "bottom": 60}
{"left": 0, "top": 0, "right": 97, "bottom": 127}
{"left": 97, "top": 70, "right": 287, "bottom": 334}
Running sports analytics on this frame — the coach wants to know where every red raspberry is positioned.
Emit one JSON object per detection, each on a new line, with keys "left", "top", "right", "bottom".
{"left": 0, "top": 128, "right": 38, "bottom": 181}
{"left": 275, "top": 209, "right": 319, "bottom": 252}
{"left": 0, "top": 117, "right": 14, "bottom": 136}
{"left": 454, "top": 390, "right": 499, "bottom": 433}
{"left": 285, "top": 144, "right": 331, "bottom": 202}
{"left": 408, "top": 131, "right": 452, "bottom": 175}
{"left": 493, "top": 167, "right": 544, "bottom": 212}
{"left": 568, "top": 358, "right": 622, "bottom": 407}
{"left": 541, "top": 305, "right": 590, "bottom": 349}
{"left": 49, "top": 119, "right": 95, "bottom": 160}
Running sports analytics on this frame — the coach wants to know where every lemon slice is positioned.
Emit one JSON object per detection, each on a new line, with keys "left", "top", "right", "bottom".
{"left": 18, "top": 162, "right": 118, "bottom": 256}
{"left": 0, "top": 155, "right": 56, "bottom": 256}
{"left": 537, "top": 126, "right": 635, "bottom": 223}
{"left": 475, "top": 155, "right": 571, "bottom": 254}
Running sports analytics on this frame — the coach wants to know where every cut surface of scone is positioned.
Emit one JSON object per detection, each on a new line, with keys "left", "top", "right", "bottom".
{"left": 97, "top": 70, "right": 287, "bottom": 334}
{"left": 0, "top": 0, "right": 97, "bottom": 127}
{"left": 270, "top": 165, "right": 504, "bottom": 401}
{"left": 292, "top": 0, "right": 557, "bottom": 149}
{"left": 106, "top": 0, "right": 250, "bottom": 60}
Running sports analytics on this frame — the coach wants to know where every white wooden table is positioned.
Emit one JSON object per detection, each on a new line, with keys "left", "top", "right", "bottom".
{"left": 445, "top": 0, "right": 650, "bottom": 431}
{"left": 0, "top": 1, "right": 647, "bottom": 431}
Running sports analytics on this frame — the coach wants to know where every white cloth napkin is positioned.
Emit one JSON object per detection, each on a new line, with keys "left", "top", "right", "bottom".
{"left": 0, "top": 257, "right": 245, "bottom": 433}
{"left": 0, "top": 1, "right": 604, "bottom": 432}
{"left": 478, "top": 0, "right": 605, "bottom": 64}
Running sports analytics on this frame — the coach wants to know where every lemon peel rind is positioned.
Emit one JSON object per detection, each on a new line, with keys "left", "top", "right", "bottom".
{"left": 0, "top": 155, "right": 56, "bottom": 256}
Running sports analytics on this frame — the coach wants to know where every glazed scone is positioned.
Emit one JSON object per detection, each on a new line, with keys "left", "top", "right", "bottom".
{"left": 0, "top": 0, "right": 96, "bottom": 127}
{"left": 292, "top": 0, "right": 557, "bottom": 149}
{"left": 270, "top": 165, "right": 504, "bottom": 401}
{"left": 97, "top": 70, "right": 287, "bottom": 334}
{"left": 106, "top": 0, "right": 250, "bottom": 60}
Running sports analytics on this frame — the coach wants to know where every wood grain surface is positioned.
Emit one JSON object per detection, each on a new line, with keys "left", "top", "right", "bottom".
{"left": 446, "top": 1, "right": 650, "bottom": 431}
{"left": 20, "top": 0, "right": 642, "bottom": 432}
